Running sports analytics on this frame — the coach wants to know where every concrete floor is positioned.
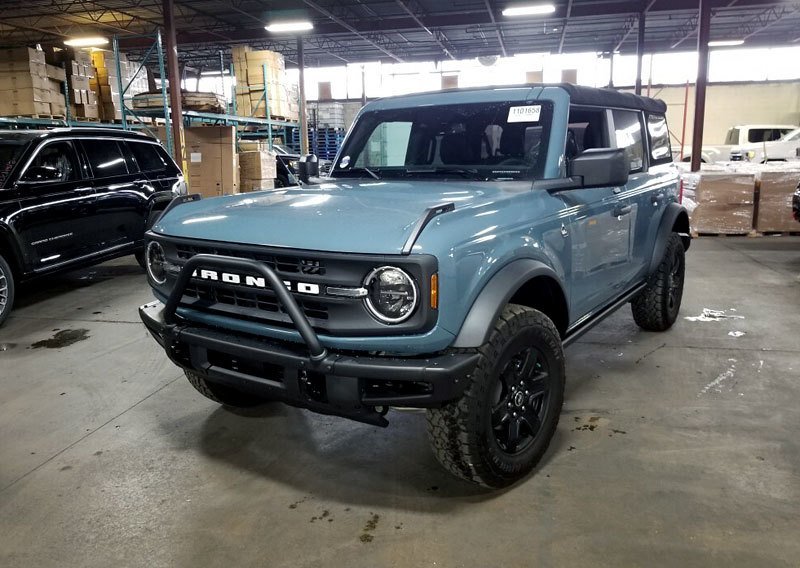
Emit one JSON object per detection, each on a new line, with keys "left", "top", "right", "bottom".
{"left": 0, "top": 237, "right": 798, "bottom": 567}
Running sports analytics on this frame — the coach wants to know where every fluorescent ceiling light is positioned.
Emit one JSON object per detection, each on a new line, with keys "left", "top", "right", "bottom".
{"left": 708, "top": 39, "right": 744, "bottom": 47}
{"left": 502, "top": 4, "right": 556, "bottom": 17}
{"left": 64, "top": 36, "right": 108, "bottom": 47}
{"left": 265, "top": 21, "right": 313, "bottom": 33}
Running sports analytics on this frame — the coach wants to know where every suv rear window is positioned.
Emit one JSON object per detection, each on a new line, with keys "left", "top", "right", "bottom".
{"left": 129, "top": 141, "right": 168, "bottom": 172}
{"left": 82, "top": 139, "right": 129, "bottom": 177}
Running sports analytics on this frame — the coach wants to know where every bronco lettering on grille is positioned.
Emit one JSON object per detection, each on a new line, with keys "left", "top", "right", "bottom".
{"left": 192, "top": 269, "right": 320, "bottom": 295}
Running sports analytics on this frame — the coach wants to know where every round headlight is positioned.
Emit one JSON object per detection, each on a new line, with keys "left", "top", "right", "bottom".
{"left": 363, "top": 266, "right": 418, "bottom": 324}
{"left": 146, "top": 241, "right": 167, "bottom": 285}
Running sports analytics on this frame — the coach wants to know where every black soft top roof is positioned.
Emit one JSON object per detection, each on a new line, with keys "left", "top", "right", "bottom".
{"left": 558, "top": 84, "right": 667, "bottom": 114}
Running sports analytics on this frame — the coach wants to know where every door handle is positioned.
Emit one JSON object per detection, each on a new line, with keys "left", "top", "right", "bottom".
{"left": 613, "top": 204, "right": 632, "bottom": 216}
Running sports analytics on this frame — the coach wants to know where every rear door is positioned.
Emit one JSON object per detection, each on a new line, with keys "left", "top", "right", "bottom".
{"left": 128, "top": 140, "right": 182, "bottom": 194}
{"left": 610, "top": 109, "right": 653, "bottom": 284}
{"left": 12, "top": 139, "right": 96, "bottom": 269}
{"left": 78, "top": 137, "right": 148, "bottom": 250}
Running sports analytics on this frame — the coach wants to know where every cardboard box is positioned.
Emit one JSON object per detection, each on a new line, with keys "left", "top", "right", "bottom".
{"left": 0, "top": 47, "right": 46, "bottom": 64}
{"left": 239, "top": 150, "right": 277, "bottom": 180}
{"left": 70, "top": 75, "right": 91, "bottom": 90}
{"left": 0, "top": 60, "right": 46, "bottom": 75}
{"left": 690, "top": 173, "right": 756, "bottom": 234}
{"left": 0, "top": 99, "right": 51, "bottom": 116}
{"left": 755, "top": 171, "right": 800, "bottom": 232}
{"left": 45, "top": 64, "right": 67, "bottom": 82}
{"left": 0, "top": 73, "right": 50, "bottom": 91}
{"left": 240, "top": 178, "right": 275, "bottom": 192}
{"left": 72, "top": 103, "right": 99, "bottom": 119}
{"left": 50, "top": 100, "right": 67, "bottom": 116}
{"left": 156, "top": 126, "right": 238, "bottom": 197}
{"left": 1, "top": 87, "right": 51, "bottom": 103}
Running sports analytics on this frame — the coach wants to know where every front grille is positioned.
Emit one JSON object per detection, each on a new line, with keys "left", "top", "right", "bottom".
{"left": 183, "top": 281, "right": 329, "bottom": 322}
{"left": 176, "top": 244, "right": 325, "bottom": 275}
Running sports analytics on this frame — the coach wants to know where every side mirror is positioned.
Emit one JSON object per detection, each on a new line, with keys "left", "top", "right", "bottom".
{"left": 569, "top": 148, "right": 629, "bottom": 188}
{"left": 297, "top": 154, "right": 319, "bottom": 184}
{"left": 19, "top": 165, "right": 62, "bottom": 183}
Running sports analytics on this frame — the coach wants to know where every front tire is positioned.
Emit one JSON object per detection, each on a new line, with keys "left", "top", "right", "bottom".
{"left": 631, "top": 232, "right": 685, "bottom": 331}
{"left": 426, "top": 305, "right": 565, "bottom": 488}
{"left": 184, "top": 370, "right": 269, "bottom": 408}
{"left": 0, "top": 254, "right": 15, "bottom": 327}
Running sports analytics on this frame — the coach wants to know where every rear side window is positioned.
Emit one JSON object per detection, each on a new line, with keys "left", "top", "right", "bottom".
{"left": 612, "top": 110, "right": 645, "bottom": 173}
{"left": 129, "top": 142, "right": 167, "bottom": 172}
{"left": 81, "top": 139, "right": 129, "bottom": 178}
{"left": 646, "top": 114, "right": 672, "bottom": 165}
{"left": 748, "top": 128, "right": 787, "bottom": 143}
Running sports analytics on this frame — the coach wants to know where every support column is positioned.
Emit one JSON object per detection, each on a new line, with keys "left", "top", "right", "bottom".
{"left": 635, "top": 10, "right": 646, "bottom": 95}
{"left": 297, "top": 36, "right": 309, "bottom": 156}
{"left": 691, "top": 0, "right": 712, "bottom": 172}
{"left": 608, "top": 53, "right": 615, "bottom": 88}
{"left": 163, "top": 0, "right": 185, "bottom": 166}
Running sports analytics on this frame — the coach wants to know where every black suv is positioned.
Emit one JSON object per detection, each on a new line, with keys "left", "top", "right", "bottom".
{"left": 0, "top": 128, "right": 184, "bottom": 325}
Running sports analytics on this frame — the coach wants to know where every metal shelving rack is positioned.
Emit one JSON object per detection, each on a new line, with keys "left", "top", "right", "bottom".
{"left": 1, "top": 33, "right": 298, "bottom": 157}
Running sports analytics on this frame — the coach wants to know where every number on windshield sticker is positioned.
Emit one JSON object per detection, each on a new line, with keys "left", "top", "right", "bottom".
{"left": 507, "top": 105, "right": 542, "bottom": 123}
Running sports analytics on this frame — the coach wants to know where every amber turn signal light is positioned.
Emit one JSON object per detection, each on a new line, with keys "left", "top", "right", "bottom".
{"left": 430, "top": 273, "right": 439, "bottom": 309}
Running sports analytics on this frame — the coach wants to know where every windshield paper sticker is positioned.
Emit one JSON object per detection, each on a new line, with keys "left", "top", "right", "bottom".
{"left": 507, "top": 105, "right": 542, "bottom": 123}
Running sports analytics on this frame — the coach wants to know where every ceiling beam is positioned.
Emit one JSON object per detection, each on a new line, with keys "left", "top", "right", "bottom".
{"left": 557, "top": 0, "right": 573, "bottom": 54}
{"left": 301, "top": 0, "right": 404, "bottom": 62}
{"left": 395, "top": 0, "right": 456, "bottom": 59}
{"left": 483, "top": 0, "right": 507, "bottom": 57}
{"left": 613, "top": 0, "right": 657, "bottom": 52}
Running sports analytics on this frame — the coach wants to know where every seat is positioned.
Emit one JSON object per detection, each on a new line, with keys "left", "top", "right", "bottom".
{"left": 440, "top": 133, "right": 473, "bottom": 164}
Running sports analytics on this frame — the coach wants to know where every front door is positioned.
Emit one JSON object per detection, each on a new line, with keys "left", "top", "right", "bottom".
{"left": 12, "top": 140, "right": 96, "bottom": 270}
{"left": 78, "top": 138, "right": 146, "bottom": 251}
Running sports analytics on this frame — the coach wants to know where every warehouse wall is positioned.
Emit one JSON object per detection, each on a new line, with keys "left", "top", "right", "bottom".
{"left": 650, "top": 80, "right": 800, "bottom": 149}
{"left": 321, "top": 80, "right": 800, "bottom": 148}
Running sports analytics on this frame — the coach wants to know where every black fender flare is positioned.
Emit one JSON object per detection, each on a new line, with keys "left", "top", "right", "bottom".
{"left": 649, "top": 202, "right": 691, "bottom": 275}
{"left": 451, "top": 258, "right": 566, "bottom": 349}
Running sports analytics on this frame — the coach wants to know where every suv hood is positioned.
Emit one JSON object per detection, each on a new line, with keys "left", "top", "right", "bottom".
{"left": 153, "top": 179, "right": 526, "bottom": 254}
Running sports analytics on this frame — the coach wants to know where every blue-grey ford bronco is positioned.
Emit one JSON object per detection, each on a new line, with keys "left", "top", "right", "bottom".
{"left": 140, "top": 84, "right": 691, "bottom": 488}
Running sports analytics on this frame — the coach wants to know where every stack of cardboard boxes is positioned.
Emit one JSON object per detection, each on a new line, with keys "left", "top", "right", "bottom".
{"left": 232, "top": 46, "right": 299, "bottom": 121}
{"left": 0, "top": 47, "right": 67, "bottom": 117}
{"left": 155, "top": 126, "right": 239, "bottom": 198}
{"left": 239, "top": 150, "right": 278, "bottom": 191}
{"left": 47, "top": 47, "right": 99, "bottom": 119}
{"left": 90, "top": 50, "right": 148, "bottom": 121}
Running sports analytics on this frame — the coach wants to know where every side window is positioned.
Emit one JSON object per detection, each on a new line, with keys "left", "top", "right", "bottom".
{"left": 646, "top": 114, "right": 672, "bottom": 165}
{"left": 747, "top": 128, "right": 784, "bottom": 144}
{"left": 612, "top": 110, "right": 645, "bottom": 173}
{"left": 725, "top": 128, "right": 739, "bottom": 145}
{"left": 20, "top": 141, "right": 79, "bottom": 183}
{"left": 81, "top": 139, "right": 129, "bottom": 178}
{"left": 129, "top": 142, "right": 167, "bottom": 173}
{"left": 566, "top": 108, "right": 609, "bottom": 161}
{"left": 355, "top": 122, "right": 412, "bottom": 167}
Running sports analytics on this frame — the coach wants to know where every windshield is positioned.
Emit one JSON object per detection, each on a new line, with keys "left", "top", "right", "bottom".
{"left": 0, "top": 140, "right": 28, "bottom": 187}
{"left": 331, "top": 101, "right": 552, "bottom": 181}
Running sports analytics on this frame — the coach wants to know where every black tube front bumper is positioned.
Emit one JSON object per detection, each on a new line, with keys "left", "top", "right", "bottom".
{"left": 140, "top": 301, "right": 479, "bottom": 426}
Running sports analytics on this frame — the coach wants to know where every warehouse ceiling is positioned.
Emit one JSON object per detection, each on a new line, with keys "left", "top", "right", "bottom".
{"left": 0, "top": 0, "right": 798, "bottom": 69}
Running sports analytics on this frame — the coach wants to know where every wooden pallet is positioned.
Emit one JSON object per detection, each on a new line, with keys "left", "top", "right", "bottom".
{"left": 751, "top": 231, "right": 800, "bottom": 237}
{"left": 690, "top": 231, "right": 753, "bottom": 238}
{"left": 7, "top": 114, "right": 66, "bottom": 120}
{"left": 73, "top": 116, "right": 100, "bottom": 122}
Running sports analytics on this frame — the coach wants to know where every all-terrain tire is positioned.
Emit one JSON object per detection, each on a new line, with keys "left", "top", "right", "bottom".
{"left": 0, "top": 254, "right": 15, "bottom": 327}
{"left": 631, "top": 233, "right": 685, "bottom": 331}
{"left": 184, "top": 370, "right": 269, "bottom": 408}
{"left": 426, "top": 305, "right": 565, "bottom": 488}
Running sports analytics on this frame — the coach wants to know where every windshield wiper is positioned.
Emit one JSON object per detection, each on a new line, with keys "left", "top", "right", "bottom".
{"left": 405, "top": 167, "right": 487, "bottom": 180}
{"left": 338, "top": 166, "right": 380, "bottom": 180}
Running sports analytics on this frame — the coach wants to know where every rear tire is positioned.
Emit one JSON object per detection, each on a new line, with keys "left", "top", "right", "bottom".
{"left": 184, "top": 370, "right": 269, "bottom": 408}
{"left": 426, "top": 305, "right": 565, "bottom": 488}
{"left": 0, "top": 254, "right": 15, "bottom": 327}
{"left": 631, "top": 233, "right": 685, "bottom": 331}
